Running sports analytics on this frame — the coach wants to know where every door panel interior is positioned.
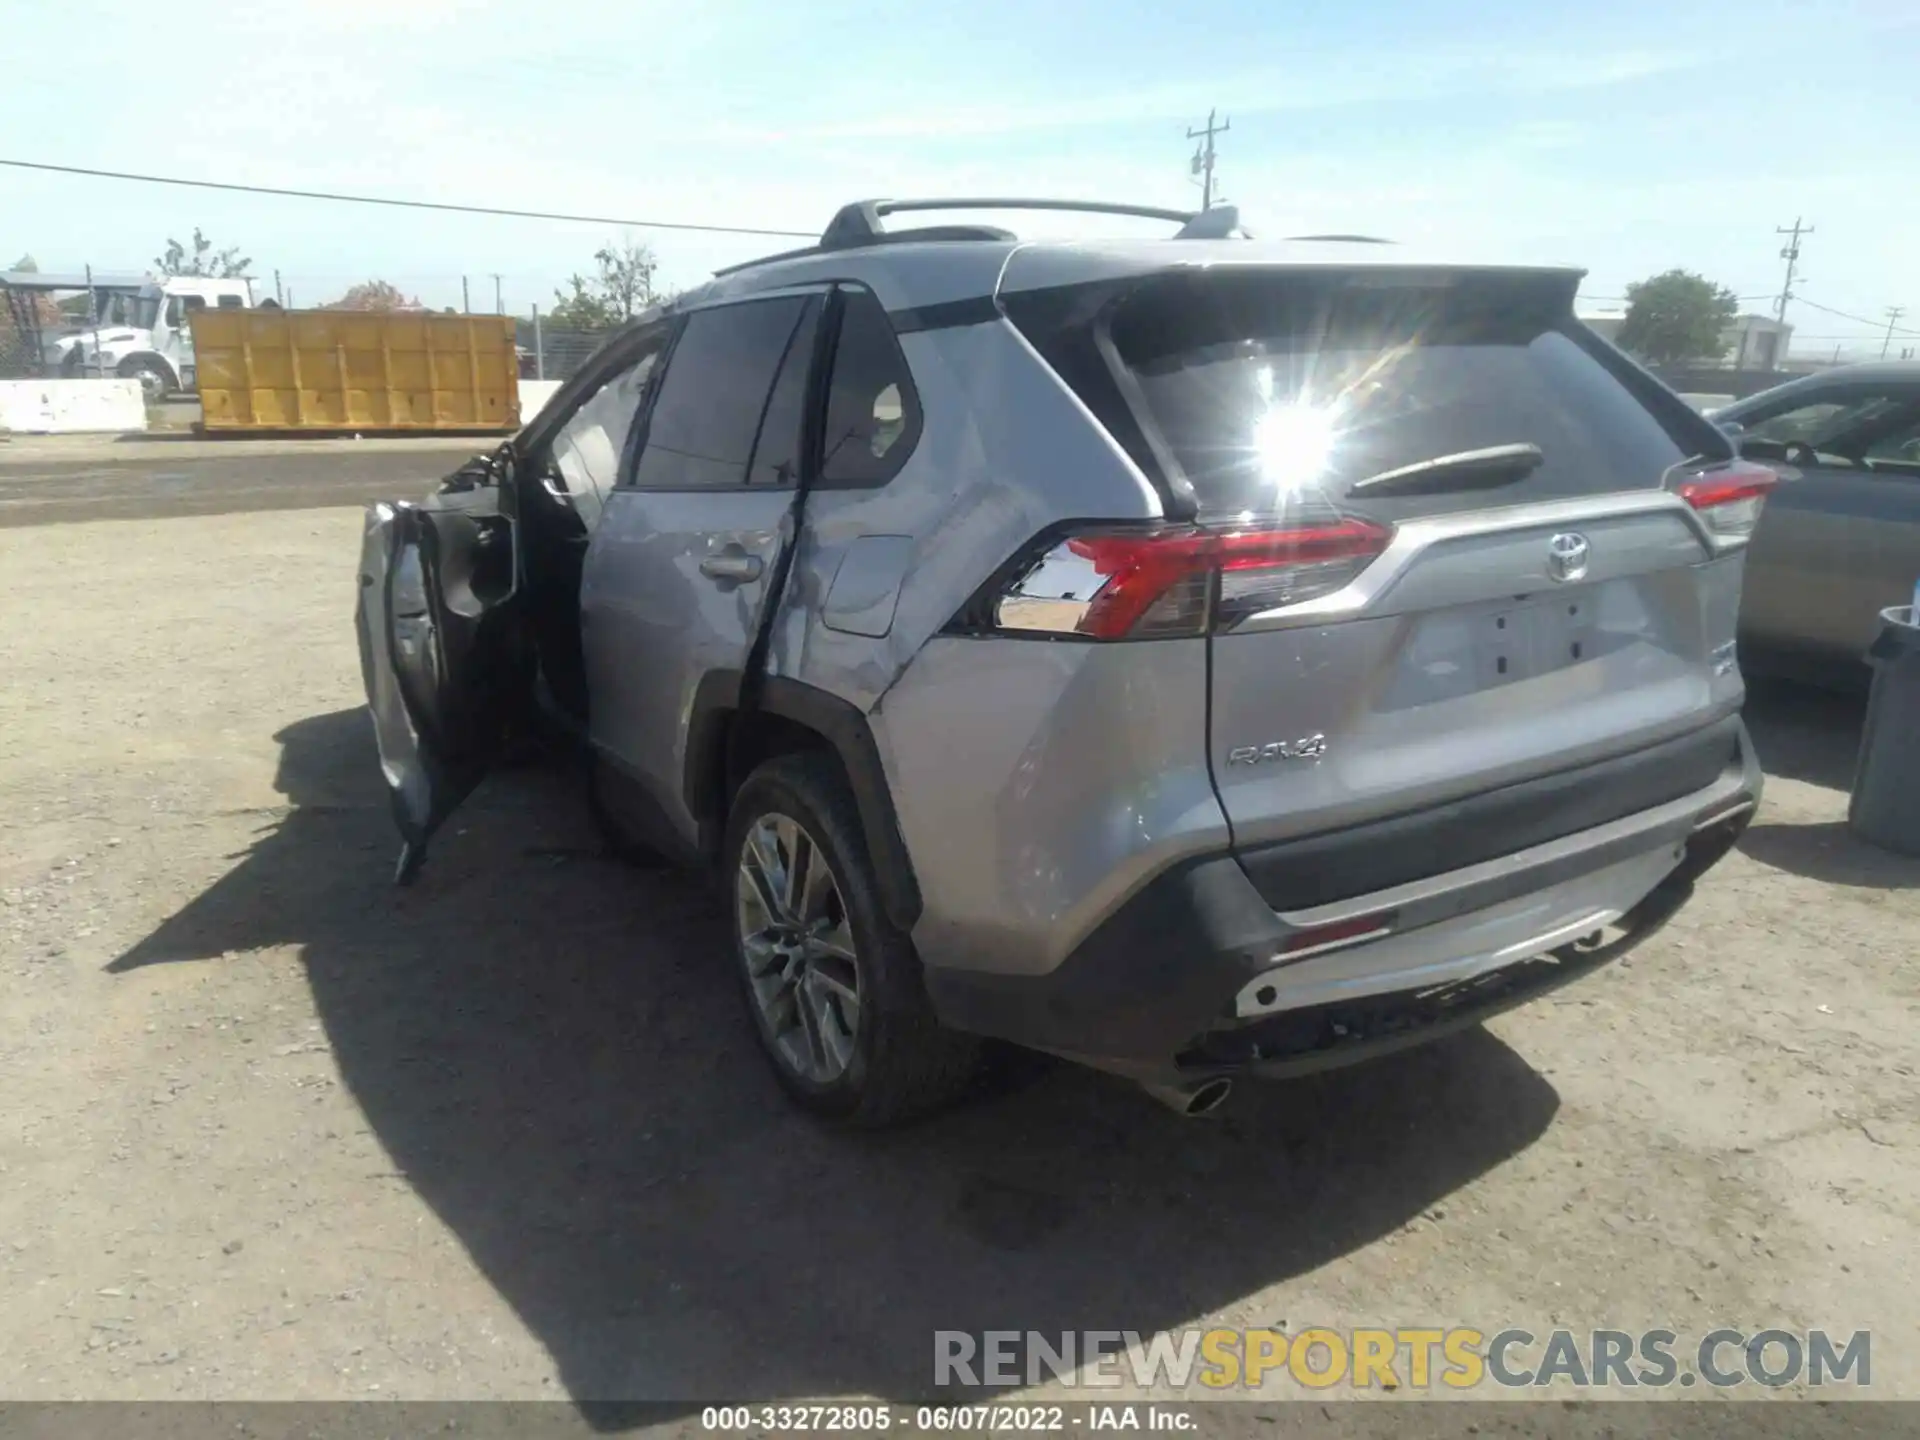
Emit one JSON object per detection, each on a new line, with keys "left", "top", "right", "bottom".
{"left": 356, "top": 486, "right": 534, "bottom": 878}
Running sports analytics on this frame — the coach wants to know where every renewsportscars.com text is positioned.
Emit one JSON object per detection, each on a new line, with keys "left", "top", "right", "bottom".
{"left": 935, "top": 1327, "right": 1871, "bottom": 1391}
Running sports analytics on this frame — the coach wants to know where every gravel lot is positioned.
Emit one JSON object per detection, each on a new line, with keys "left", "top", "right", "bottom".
{"left": 0, "top": 433, "right": 489, "bottom": 527}
{"left": 1, "top": 461, "right": 1916, "bottom": 1419}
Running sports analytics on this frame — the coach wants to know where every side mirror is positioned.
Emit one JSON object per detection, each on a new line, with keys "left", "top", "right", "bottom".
{"left": 438, "top": 446, "right": 512, "bottom": 495}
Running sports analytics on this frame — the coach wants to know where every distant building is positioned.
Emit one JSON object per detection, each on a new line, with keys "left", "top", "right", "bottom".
{"left": 1721, "top": 313, "right": 1792, "bottom": 370}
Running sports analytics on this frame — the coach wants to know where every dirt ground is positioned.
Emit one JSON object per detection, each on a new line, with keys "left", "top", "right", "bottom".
{"left": 1, "top": 484, "right": 1916, "bottom": 1418}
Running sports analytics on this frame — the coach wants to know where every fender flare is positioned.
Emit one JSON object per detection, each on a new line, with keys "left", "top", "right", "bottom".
{"left": 686, "top": 671, "right": 922, "bottom": 932}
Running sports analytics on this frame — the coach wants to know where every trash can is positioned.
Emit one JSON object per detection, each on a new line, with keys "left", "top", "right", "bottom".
{"left": 1849, "top": 606, "right": 1920, "bottom": 856}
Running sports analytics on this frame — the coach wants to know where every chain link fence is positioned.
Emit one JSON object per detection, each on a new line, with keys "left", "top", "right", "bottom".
{"left": 515, "top": 319, "right": 618, "bottom": 384}
{"left": 1, "top": 286, "right": 57, "bottom": 379}
{"left": 0, "top": 328, "right": 36, "bottom": 379}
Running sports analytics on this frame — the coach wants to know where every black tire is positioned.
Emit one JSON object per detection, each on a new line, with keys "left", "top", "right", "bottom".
{"left": 723, "top": 751, "right": 981, "bottom": 1126}
{"left": 117, "top": 356, "right": 173, "bottom": 404}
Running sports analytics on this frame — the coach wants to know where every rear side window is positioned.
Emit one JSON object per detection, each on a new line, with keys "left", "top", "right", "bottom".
{"left": 819, "top": 288, "right": 921, "bottom": 488}
{"left": 633, "top": 297, "right": 809, "bottom": 490}
{"left": 1029, "top": 270, "right": 1717, "bottom": 521}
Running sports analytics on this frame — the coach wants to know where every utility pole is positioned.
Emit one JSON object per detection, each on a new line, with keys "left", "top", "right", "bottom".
{"left": 84, "top": 263, "right": 103, "bottom": 379}
{"left": 1882, "top": 306, "right": 1907, "bottom": 361}
{"left": 273, "top": 269, "right": 283, "bottom": 306}
{"left": 491, "top": 274, "right": 503, "bottom": 315}
{"left": 461, "top": 275, "right": 470, "bottom": 314}
{"left": 1187, "top": 109, "right": 1229, "bottom": 210}
{"left": 1774, "top": 218, "right": 1812, "bottom": 325}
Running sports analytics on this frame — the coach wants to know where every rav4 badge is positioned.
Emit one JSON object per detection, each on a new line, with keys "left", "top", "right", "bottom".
{"left": 1227, "top": 735, "right": 1328, "bottom": 766}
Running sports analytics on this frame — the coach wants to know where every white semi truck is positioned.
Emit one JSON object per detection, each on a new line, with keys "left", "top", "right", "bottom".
{"left": 23, "top": 274, "right": 265, "bottom": 401}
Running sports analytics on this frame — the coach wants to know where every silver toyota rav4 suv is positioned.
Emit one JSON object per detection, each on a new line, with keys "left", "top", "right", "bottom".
{"left": 357, "top": 198, "right": 1772, "bottom": 1124}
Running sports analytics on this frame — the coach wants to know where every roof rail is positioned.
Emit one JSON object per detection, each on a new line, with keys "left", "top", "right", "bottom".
{"left": 710, "top": 198, "right": 1251, "bottom": 279}
{"left": 820, "top": 197, "right": 1251, "bottom": 249}
{"left": 1285, "top": 233, "right": 1393, "bottom": 244}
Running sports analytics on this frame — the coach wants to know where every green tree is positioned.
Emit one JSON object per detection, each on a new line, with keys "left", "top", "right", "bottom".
{"left": 324, "top": 279, "right": 422, "bottom": 312}
{"left": 154, "top": 228, "right": 252, "bottom": 279}
{"left": 1617, "top": 269, "right": 1739, "bottom": 366}
{"left": 548, "top": 236, "right": 664, "bottom": 330}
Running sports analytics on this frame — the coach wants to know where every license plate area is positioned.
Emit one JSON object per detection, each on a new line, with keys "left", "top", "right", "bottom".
{"left": 1476, "top": 592, "right": 1597, "bottom": 688}
{"left": 1388, "top": 591, "right": 1598, "bottom": 707}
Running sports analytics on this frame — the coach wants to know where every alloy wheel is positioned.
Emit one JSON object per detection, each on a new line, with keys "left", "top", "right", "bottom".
{"left": 735, "top": 812, "right": 862, "bottom": 1083}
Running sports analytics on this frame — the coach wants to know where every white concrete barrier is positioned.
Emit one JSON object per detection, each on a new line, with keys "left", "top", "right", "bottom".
{"left": 0, "top": 378, "right": 148, "bottom": 434}
{"left": 517, "top": 379, "right": 564, "bottom": 418}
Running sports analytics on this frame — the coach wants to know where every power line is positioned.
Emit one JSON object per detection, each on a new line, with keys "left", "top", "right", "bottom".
{"left": 0, "top": 158, "right": 816, "bottom": 240}
{"left": 1793, "top": 296, "right": 1876, "bottom": 325}
{"left": 1795, "top": 295, "right": 1920, "bottom": 336}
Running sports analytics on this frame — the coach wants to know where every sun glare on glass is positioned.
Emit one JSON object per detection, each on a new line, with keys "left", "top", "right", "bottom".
{"left": 1253, "top": 400, "right": 1341, "bottom": 496}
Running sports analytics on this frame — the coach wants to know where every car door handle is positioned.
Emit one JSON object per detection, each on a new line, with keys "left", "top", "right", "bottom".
{"left": 700, "top": 551, "right": 764, "bottom": 582}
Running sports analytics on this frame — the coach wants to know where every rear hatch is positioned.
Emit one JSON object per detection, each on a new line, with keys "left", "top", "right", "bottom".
{"left": 1004, "top": 259, "right": 1756, "bottom": 910}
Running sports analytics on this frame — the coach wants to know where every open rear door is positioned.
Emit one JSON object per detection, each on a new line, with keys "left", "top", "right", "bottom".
{"left": 354, "top": 466, "right": 534, "bottom": 882}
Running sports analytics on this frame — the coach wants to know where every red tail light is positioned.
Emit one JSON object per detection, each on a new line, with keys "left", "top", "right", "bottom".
{"left": 1675, "top": 461, "right": 1778, "bottom": 547}
{"left": 984, "top": 518, "right": 1394, "bottom": 640}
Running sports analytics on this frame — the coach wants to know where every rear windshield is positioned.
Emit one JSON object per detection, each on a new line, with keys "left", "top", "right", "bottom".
{"left": 1088, "top": 270, "right": 1716, "bottom": 520}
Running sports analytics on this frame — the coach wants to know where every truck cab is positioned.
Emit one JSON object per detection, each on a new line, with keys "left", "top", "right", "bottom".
{"left": 48, "top": 275, "right": 257, "bottom": 400}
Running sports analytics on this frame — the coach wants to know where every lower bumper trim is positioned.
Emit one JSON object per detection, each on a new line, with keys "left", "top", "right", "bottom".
{"left": 923, "top": 787, "right": 1754, "bottom": 1084}
{"left": 1180, "top": 868, "right": 1695, "bottom": 1081}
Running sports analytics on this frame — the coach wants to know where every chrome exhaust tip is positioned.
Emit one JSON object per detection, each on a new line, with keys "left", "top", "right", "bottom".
{"left": 1139, "top": 1076, "right": 1234, "bottom": 1117}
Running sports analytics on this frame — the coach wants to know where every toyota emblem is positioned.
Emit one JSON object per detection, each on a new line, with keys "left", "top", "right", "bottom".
{"left": 1547, "top": 532, "right": 1591, "bottom": 584}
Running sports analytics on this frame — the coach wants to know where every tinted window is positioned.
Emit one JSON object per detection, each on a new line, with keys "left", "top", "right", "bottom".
{"left": 1089, "top": 271, "right": 1706, "bottom": 520}
{"left": 1738, "top": 388, "right": 1920, "bottom": 465}
{"left": 633, "top": 297, "right": 808, "bottom": 490}
{"left": 1865, "top": 413, "right": 1920, "bottom": 466}
{"left": 748, "top": 301, "right": 821, "bottom": 487}
{"left": 819, "top": 289, "right": 921, "bottom": 488}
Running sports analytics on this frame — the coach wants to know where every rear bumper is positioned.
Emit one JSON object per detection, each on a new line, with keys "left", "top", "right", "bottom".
{"left": 922, "top": 719, "right": 1760, "bottom": 1082}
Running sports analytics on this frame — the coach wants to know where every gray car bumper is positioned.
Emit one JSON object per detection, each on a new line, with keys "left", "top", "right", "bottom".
{"left": 921, "top": 719, "right": 1762, "bottom": 1083}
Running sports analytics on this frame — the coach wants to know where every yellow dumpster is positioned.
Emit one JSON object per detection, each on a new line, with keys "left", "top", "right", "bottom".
{"left": 190, "top": 309, "right": 521, "bottom": 434}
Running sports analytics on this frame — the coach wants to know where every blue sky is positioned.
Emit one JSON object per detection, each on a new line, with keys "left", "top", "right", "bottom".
{"left": 5, "top": 0, "right": 1916, "bottom": 357}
